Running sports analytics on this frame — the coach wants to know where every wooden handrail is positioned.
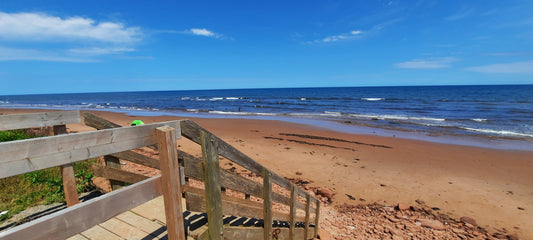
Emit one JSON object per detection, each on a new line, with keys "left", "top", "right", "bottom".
{"left": 180, "top": 120, "right": 318, "bottom": 202}
{"left": 0, "top": 121, "right": 180, "bottom": 178}
{"left": 0, "top": 110, "right": 81, "bottom": 131}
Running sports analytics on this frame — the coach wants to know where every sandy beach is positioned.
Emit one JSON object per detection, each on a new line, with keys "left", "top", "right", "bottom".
{"left": 2, "top": 108, "right": 532, "bottom": 239}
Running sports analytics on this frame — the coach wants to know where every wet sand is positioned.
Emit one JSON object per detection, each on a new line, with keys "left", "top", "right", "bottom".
{"left": 2, "top": 108, "right": 532, "bottom": 238}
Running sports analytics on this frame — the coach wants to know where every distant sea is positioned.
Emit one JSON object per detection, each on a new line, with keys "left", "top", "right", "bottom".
{"left": 1, "top": 85, "right": 532, "bottom": 149}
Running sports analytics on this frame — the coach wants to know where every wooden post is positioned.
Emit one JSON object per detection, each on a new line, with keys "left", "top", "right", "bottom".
{"left": 103, "top": 155, "right": 125, "bottom": 190}
{"left": 314, "top": 200, "right": 320, "bottom": 238}
{"left": 54, "top": 125, "right": 80, "bottom": 207}
{"left": 156, "top": 126, "right": 186, "bottom": 240}
{"left": 201, "top": 131, "right": 223, "bottom": 240}
{"left": 263, "top": 168, "right": 273, "bottom": 240}
{"left": 289, "top": 185, "right": 297, "bottom": 240}
{"left": 304, "top": 194, "right": 311, "bottom": 240}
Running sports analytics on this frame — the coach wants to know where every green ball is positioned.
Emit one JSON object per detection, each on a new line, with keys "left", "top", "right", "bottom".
{"left": 130, "top": 120, "right": 145, "bottom": 126}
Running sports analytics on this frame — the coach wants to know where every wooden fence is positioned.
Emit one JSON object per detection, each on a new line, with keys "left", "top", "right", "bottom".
{"left": 0, "top": 111, "right": 320, "bottom": 240}
{"left": 0, "top": 112, "right": 184, "bottom": 240}
{"left": 0, "top": 110, "right": 82, "bottom": 207}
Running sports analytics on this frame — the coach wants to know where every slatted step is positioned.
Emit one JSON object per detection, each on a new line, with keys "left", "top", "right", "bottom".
{"left": 184, "top": 211, "right": 315, "bottom": 232}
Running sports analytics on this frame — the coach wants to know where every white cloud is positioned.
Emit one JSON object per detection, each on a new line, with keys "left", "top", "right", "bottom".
{"left": 466, "top": 60, "right": 533, "bottom": 74}
{"left": 395, "top": 57, "right": 459, "bottom": 69}
{"left": 186, "top": 28, "right": 228, "bottom": 39}
{"left": 158, "top": 28, "right": 228, "bottom": 39}
{"left": 308, "top": 30, "right": 363, "bottom": 44}
{"left": 0, "top": 47, "right": 94, "bottom": 62}
{"left": 190, "top": 28, "right": 215, "bottom": 37}
{"left": 0, "top": 12, "right": 141, "bottom": 43}
{"left": 0, "top": 12, "right": 142, "bottom": 62}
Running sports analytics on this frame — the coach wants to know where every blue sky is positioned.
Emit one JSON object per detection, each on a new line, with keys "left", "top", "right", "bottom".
{"left": 0, "top": 0, "right": 532, "bottom": 95}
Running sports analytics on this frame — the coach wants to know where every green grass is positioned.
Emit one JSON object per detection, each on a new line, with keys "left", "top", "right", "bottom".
{"left": 0, "top": 129, "right": 32, "bottom": 142}
{"left": 0, "top": 130, "right": 97, "bottom": 222}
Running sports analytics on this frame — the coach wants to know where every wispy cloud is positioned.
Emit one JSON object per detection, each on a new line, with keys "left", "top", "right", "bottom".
{"left": 0, "top": 47, "right": 94, "bottom": 62}
{"left": 68, "top": 47, "right": 136, "bottom": 56}
{"left": 445, "top": 7, "right": 475, "bottom": 21}
{"left": 190, "top": 28, "right": 216, "bottom": 37}
{"left": 0, "top": 12, "right": 141, "bottom": 43}
{"left": 157, "top": 28, "right": 229, "bottom": 39}
{"left": 466, "top": 60, "right": 533, "bottom": 74}
{"left": 306, "top": 30, "right": 363, "bottom": 44}
{"left": 395, "top": 57, "right": 459, "bottom": 69}
{"left": 481, "top": 51, "right": 533, "bottom": 57}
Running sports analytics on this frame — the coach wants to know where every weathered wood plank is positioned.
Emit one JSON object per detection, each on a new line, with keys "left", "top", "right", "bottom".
{"left": 201, "top": 130, "right": 223, "bottom": 240}
{"left": 82, "top": 112, "right": 121, "bottom": 129}
{"left": 0, "top": 176, "right": 163, "bottom": 240}
{"left": 304, "top": 194, "right": 311, "bottom": 240}
{"left": 0, "top": 121, "right": 179, "bottom": 178}
{"left": 80, "top": 225, "right": 122, "bottom": 240}
{"left": 92, "top": 165, "right": 149, "bottom": 184}
{"left": 157, "top": 126, "right": 186, "bottom": 240}
{"left": 314, "top": 200, "right": 320, "bottom": 238}
{"left": 111, "top": 150, "right": 160, "bottom": 169}
{"left": 222, "top": 226, "right": 314, "bottom": 240}
{"left": 54, "top": 124, "right": 80, "bottom": 207}
{"left": 130, "top": 196, "right": 167, "bottom": 223}
{"left": 115, "top": 211, "right": 166, "bottom": 239}
{"left": 103, "top": 155, "right": 125, "bottom": 190}
{"left": 0, "top": 110, "right": 80, "bottom": 131}
{"left": 61, "top": 163, "right": 80, "bottom": 207}
{"left": 100, "top": 218, "right": 158, "bottom": 240}
{"left": 263, "top": 168, "right": 273, "bottom": 240}
{"left": 289, "top": 185, "right": 296, "bottom": 240}
{"left": 66, "top": 234, "right": 89, "bottom": 240}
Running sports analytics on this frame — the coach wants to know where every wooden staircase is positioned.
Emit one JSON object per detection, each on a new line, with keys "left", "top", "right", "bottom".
{"left": 0, "top": 111, "right": 320, "bottom": 240}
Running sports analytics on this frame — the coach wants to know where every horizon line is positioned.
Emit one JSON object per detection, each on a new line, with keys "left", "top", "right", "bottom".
{"left": 1, "top": 83, "right": 532, "bottom": 96}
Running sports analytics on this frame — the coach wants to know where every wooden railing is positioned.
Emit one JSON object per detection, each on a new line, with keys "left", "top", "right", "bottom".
{"left": 0, "top": 111, "right": 320, "bottom": 240}
{"left": 0, "top": 112, "right": 185, "bottom": 240}
{"left": 84, "top": 113, "right": 321, "bottom": 240}
{"left": 181, "top": 120, "right": 320, "bottom": 240}
{"left": 0, "top": 110, "right": 82, "bottom": 207}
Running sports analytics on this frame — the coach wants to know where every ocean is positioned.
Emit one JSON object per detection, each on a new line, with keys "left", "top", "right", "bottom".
{"left": 1, "top": 85, "right": 532, "bottom": 149}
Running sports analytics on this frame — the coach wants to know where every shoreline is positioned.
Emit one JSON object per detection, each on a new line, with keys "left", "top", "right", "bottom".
{"left": 2, "top": 108, "right": 533, "bottom": 238}
{"left": 2, "top": 106, "right": 532, "bottom": 151}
